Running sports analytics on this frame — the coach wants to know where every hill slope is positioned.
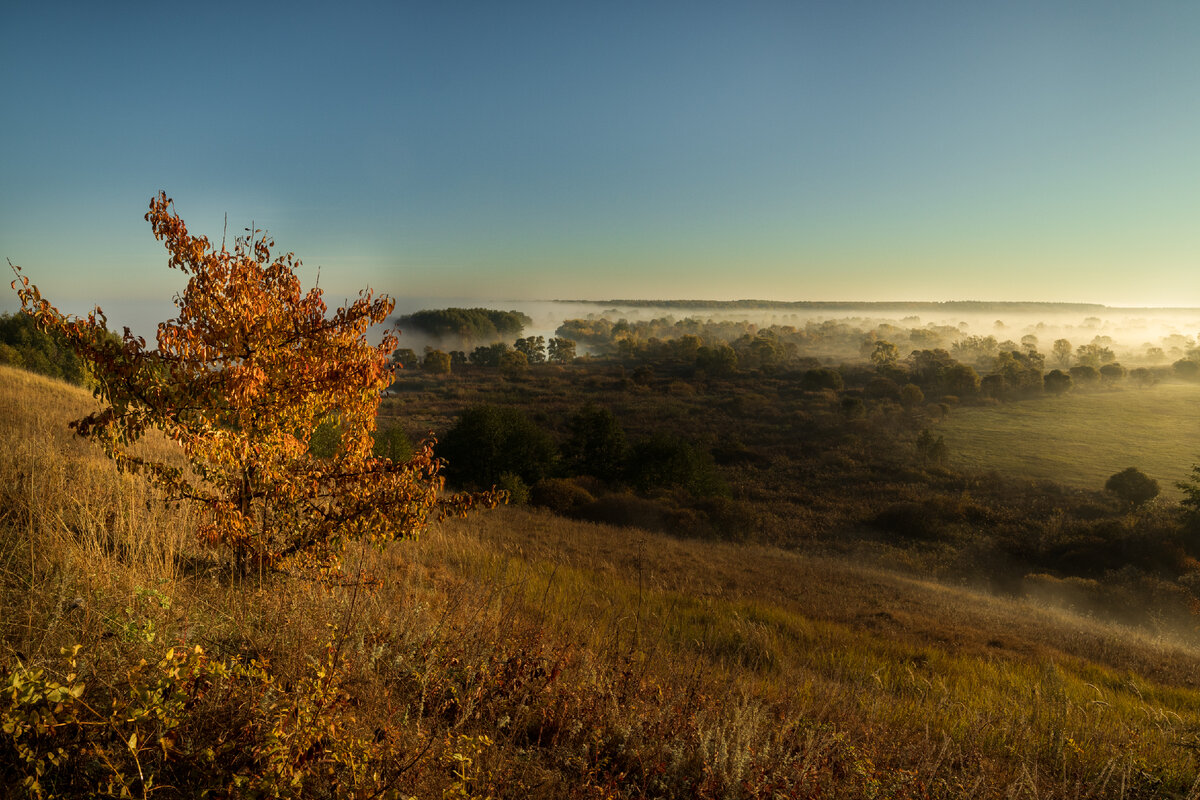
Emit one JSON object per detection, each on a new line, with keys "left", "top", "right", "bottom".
{"left": 3, "top": 363, "right": 1200, "bottom": 798}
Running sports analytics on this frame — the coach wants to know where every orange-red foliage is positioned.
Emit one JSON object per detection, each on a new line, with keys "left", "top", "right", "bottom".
{"left": 10, "top": 191, "right": 489, "bottom": 571}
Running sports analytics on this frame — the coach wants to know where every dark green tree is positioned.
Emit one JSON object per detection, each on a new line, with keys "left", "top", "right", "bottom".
{"left": 547, "top": 337, "right": 576, "bottom": 364}
{"left": 0, "top": 311, "right": 89, "bottom": 384}
{"left": 394, "top": 307, "right": 531, "bottom": 348}
{"left": 564, "top": 404, "right": 627, "bottom": 482}
{"left": 1069, "top": 364, "right": 1100, "bottom": 385}
{"left": 1129, "top": 367, "right": 1156, "bottom": 388}
{"left": 695, "top": 343, "right": 738, "bottom": 376}
{"left": 1105, "top": 467, "right": 1159, "bottom": 509}
{"left": 422, "top": 349, "right": 451, "bottom": 374}
{"left": 391, "top": 348, "right": 420, "bottom": 370}
{"left": 1043, "top": 369, "right": 1073, "bottom": 395}
{"left": 1178, "top": 464, "right": 1200, "bottom": 534}
{"left": 514, "top": 335, "right": 546, "bottom": 364}
{"left": 438, "top": 405, "right": 557, "bottom": 488}
{"left": 469, "top": 342, "right": 509, "bottom": 367}
{"left": 980, "top": 374, "right": 1008, "bottom": 400}
{"left": 870, "top": 340, "right": 900, "bottom": 367}
{"left": 915, "top": 429, "right": 948, "bottom": 465}
{"left": 898, "top": 383, "right": 924, "bottom": 409}
{"left": 1075, "top": 342, "right": 1115, "bottom": 368}
{"left": 1099, "top": 362, "right": 1127, "bottom": 384}
{"left": 801, "top": 367, "right": 843, "bottom": 391}
{"left": 500, "top": 348, "right": 529, "bottom": 379}
{"left": 941, "top": 362, "right": 981, "bottom": 398}
{"left": 626, "top": 433, "right": 727, "bottom": 497}
{"left": 372, "top": 423, "right": 413, "bottom": 462}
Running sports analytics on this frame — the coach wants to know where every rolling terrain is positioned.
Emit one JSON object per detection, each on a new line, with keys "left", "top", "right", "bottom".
{"left": 4, "top": 362, "right": 1200, "bottom": 796}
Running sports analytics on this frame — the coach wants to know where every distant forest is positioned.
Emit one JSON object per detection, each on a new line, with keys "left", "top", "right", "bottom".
{"left": 560, "top": 299, "right": 1148, "bottom": 313}
{"left": 393, "top": 307, "right": 532, "bottom": 347}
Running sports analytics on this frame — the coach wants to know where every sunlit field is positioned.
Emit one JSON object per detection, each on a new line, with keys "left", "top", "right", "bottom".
{"left": 938, "top": 381, "right": 1200, "bottom": 499}
{"left": 7, "top": 361, "right": 1200, "bottom": 796}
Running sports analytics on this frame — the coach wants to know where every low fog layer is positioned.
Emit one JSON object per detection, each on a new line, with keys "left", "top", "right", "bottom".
{"left": 388, "top": 299, "right": 1199, "bottom": 365}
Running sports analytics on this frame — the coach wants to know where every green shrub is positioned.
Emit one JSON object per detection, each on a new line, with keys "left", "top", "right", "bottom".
{"left": 801, "top": 367, "right": 844, "bottom": 392}
{"left": 439, "top": 405, "right": 557, "bottom": 488}
{"left": 0, "top": 312, "right": 88, "bottom": 385}
{"left": 626, "top": 433, "right": 728, "bottom": 498}
{"left": 372, "top": 423, "right": 414, "bottom": 462}
{"left": 530, "top": 478, "right": 595, "bottom": 514}
{"left": 563, "top": 404, "right": 627, "bottom": 482}
{"left": 497, "top": 472, "right": 530, "bottom": 505}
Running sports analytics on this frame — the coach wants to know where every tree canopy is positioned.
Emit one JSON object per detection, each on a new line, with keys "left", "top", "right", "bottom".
{"left": 394, "top": 307, "right": 531, "bottom": 348}
{"left": 1105, "top": 467, "right": 1159, "bottom": 509}
{"left": 0, "top": 310, "right": 90, "bottom": 385}
{"left": 10, "top": 192, "right": 489, "bottom": 573}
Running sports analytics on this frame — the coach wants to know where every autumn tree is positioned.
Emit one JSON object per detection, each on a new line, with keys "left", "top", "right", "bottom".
{"left": 10, "top": 191, "right": 487, "bottom": 574}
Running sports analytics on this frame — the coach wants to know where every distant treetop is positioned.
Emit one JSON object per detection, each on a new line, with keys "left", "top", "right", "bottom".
{"left": 556, "top": 300, "right": 1118, "bottom": 313}
{"left": 394, "top": 307, "right": 532, "bottom": 347}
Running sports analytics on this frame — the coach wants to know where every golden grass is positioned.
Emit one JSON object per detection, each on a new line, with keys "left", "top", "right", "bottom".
{"left": 938, "top": 381, "right": 1200, "bottom": 498}
{"left": 5, "top": 362, "right": 1200, "bottom": 797}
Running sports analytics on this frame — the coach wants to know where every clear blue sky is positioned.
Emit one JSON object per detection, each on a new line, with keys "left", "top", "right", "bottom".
{"left": 4, "top": 0, "right": 1200, "bottom": 330}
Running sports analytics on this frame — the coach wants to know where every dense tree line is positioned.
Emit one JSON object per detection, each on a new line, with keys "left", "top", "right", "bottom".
{"left": 0, "top": 311, "right": 90, "bottom": 384}
{"left": 393, "top": 307, "right": 532, "bottom": 348}
{"left": 437, "top": 403, "right": 727, "bottom": 508}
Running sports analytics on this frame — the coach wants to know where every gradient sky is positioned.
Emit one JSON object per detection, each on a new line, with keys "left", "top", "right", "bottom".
{"left": 4, "top": 1, "right": 1200, "bottom": 331}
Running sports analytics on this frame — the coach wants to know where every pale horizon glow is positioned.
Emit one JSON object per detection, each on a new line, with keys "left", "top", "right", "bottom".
{"left": 4, "top": 1, "right": 1200, "bottom": 330}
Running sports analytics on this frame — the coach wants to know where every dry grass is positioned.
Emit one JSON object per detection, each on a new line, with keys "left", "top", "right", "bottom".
{"left": 937, "top": 381, "right": 1200, "bottom": 498}
{"left": 5, "top": 362, "right": 1200, "bottom": 797}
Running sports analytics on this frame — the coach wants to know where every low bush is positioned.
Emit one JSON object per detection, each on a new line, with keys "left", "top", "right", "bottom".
{"left": 530, "top": 477, "right": 595, "bottom": 514}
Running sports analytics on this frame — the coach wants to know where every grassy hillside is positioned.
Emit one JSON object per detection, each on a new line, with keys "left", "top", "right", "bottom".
{"left": 938, "top": 382, "right": 1200, "bottom": 499}
{"left": 4, "top": 363, "right": 1200, "bottom": 797}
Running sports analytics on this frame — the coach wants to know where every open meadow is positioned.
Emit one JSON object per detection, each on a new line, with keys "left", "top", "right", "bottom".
{"left": 6, "top": 362, "right": 1200, "bottom": 796}
{"left": 938, "top": 382, "right": 1200, "bottom": 499}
